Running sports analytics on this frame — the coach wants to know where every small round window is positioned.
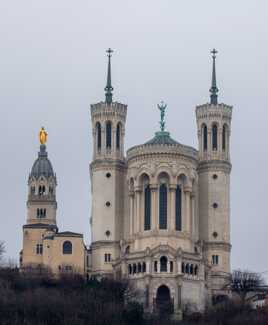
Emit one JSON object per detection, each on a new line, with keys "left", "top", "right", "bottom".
{"left": 213, "top": 174, "right": 218, "bottom": 180}
{"left": 106, "top": 172, "right": 111, "bottom": 178}
{"left": 213, "top": 203, "right": 218, "bottom": 209}
{"left": 106, "top": 201, "right": 111, "bottom": 207}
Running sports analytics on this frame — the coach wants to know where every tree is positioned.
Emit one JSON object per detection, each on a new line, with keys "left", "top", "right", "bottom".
{"left": 231, "top": 269, "right": 266, "bottom": 305}
{"left": 0, "top": 241, "right": 5, "bottom": 264}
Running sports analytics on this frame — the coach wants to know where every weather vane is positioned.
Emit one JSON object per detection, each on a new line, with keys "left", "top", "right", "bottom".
{"left": 158, "top": 101, "right": 167, "bottom": 132}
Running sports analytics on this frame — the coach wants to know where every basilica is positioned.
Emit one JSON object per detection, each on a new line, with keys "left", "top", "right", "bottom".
{"left": 20, "top": 49, "right": 232, "bottom": 316}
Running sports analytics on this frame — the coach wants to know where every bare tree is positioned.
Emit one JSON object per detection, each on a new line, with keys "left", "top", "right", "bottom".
{"left": 231, "top": 269, "right": 266, "bottom": 305}
{"left": 0, "top": 241, "right": 5, "bottom": 264}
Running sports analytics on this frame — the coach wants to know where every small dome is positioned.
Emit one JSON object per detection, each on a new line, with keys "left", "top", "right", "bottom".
{"left": 145, "top": 131, "right": 179, "bottom": 146}
{"left": 30, "top": 145, "right": 55, "bottom": 179}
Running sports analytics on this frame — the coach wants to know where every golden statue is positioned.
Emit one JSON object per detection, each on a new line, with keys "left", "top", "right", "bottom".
{"left": 39, "top": 127, "right": 48, "bottom": 145}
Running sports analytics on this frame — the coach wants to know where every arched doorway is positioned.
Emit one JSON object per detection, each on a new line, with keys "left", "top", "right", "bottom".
{"left": 156, "top": 285, "right": 173, "bottom": 314}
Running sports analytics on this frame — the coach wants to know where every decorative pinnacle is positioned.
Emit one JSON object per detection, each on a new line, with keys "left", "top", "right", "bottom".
{"left": 157, "top": 101, "right": 167, "bottom": 132}
{"left": 209, "top": 48, "right": 219, "bottom": 105}
{"left": 105, "top": 48, "right": 114, "bottom": 104}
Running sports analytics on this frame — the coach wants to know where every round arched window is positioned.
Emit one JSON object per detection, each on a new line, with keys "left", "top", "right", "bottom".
{"left": 63, "top": 241, "right": 72, "bottom": 255}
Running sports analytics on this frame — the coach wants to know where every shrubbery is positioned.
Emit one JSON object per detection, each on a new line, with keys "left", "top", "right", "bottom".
{"left": 0, "top": 268, "right": 268, "bottom": 325}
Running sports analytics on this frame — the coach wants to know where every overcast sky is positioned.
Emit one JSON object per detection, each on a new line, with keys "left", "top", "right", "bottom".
{"left": 0, "top": 0, "right": 268, "bottom": 275}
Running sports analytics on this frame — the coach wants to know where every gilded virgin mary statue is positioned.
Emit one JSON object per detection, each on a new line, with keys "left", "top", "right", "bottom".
{"left": 39, "top": 127, "right": 48, "bottom": 145}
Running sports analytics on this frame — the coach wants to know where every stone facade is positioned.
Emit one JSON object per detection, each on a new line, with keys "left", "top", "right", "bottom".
{"left": 20, "top": 50, "right": 232, "bottom": 316}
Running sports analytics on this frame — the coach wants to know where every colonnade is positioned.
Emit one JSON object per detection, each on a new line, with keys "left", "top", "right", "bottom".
{"left": 128, "top": 182, "right": 196, "bottom": 237}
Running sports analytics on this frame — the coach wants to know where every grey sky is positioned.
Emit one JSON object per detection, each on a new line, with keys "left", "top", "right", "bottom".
{"left": 0, "top": 0, "right": 268, "bottom": 275}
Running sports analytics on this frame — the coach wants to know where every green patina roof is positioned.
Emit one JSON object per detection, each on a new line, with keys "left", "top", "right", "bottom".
{"left": 145, "top": 131, "right": 179, "bottom": 146}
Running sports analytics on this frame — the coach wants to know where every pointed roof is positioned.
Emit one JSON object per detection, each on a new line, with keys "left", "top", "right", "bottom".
{"left": 104, "top": 48, "right": 114, "bottom": 104}
{"left": 209, "top": 49, "right": 219, "bottom": 105}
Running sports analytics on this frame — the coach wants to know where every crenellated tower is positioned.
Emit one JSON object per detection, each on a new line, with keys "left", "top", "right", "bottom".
{"left": 196, "top": 50, "right": 232, "bottom": 298}
{"left": 90, "top": 49, "right": 127, "bottom": 276}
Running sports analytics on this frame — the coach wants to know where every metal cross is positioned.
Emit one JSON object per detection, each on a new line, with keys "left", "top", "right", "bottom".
{"left": 211, "top": 48, "right": 218, "bottom": 58}
{"left": 106, "top": 48, "right": 113, "bottom": 58}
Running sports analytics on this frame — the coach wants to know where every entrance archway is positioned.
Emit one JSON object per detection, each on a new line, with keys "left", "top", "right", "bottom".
{"left": 156, "top": 285, "right": 173, "bottom": 314}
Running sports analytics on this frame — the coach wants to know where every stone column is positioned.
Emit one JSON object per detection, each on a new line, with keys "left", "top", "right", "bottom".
{"left": 169, "top": 184, "right": 176, "bottom": 231}
{"left": 150, "top": 184, "right": 158, "bottom": 231}
{"left": 184, "top": 187, "right": 191, "bottom": 234}
{"left": 101, "top": 127, "right": 105, "bottom": 156}
{"left": 208, "top": 128, "right": 212, "bottom": 159}
{"left": 219, "top": 126, "right": 223, "bottom": 156}
{"left": 129, "top": 191, "right": 134, "bottom": 237}
{"left": 134, "top": 186, "right": 142, "bottom": 234}
{"left": 191, "top": 192, "right": 195, "bottom": 240}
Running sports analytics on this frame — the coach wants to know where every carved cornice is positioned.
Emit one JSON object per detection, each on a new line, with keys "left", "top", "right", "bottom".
{"left": 204, "top": 241, "right": 232, "bottom": 252}
{"left": 90, "top": 159, "right": 127, "bottom": 172}
{"left": 127, "top": 144, "right": 198, "bottom": 164}
{"left": 197, "top": 160, "right": 232, "bottom": 174}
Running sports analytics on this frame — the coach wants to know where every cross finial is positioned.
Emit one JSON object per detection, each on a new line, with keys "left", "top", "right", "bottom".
{"left": 157, "top": 101, "right": 167, "bottom": 132}
{"left": 209, "top": 48, "right": 219, "bottom": 105}
{"left": 106, "top": 48, "right": 113, "bottom": 58}
{"left": 211, "top": 48, "right": 218, "bottom": 58}
{"left": 105, "top": 48, "right": 114, "bottom": 104}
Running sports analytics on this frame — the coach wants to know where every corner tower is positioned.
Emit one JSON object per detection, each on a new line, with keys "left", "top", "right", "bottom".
{"left": 90, "top": 49, "right": 127, "bottom": 276}
{"left": 196, "top": 50, "right": 232, "bottom": 299}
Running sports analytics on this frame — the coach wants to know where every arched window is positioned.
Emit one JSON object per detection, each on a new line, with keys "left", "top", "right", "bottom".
{"left": 154, "top": 261, "right": 158, "bottom": 272}
{"left": 185, "top": 263, "right": 190, "bottom": 274}
{"left": 116, "top": 123, "right": 121, "bottom": 149}
{"left": 160, "top": 256, "right": 168, "bottom": 272}
{"left": 63, "top": 241, "right": 72, "bottom": 255}
{"left": 128, "top": 264, "right": 132, "bottom": 274}
{"left": 190, "top": 264, "right": 193, "bottom": 275}
{"left": 194, "top": 265, "right": 198, "bottom": 276}
{"left": 170, "top": 261, "right": 173, "bottom": 273}
{"left": 106, "top": 121, "right": 112, "bottom": 149}
{"left": 144, "top": 185, "right": 151, "bottom": 230}
{"left": 142, "top": 262, "right": 146, "bottom": 273}
{"left": 175, "top": 185, "right": 182, "bottom": 231}
{"left": 159, "top": 184, "right": 167, "bottom": 229}
{"left": 222, "top": 125, "right": 227, "bottom": 151}
{"left": 133, "top": 264, "right": 137, "bottom": 274}
{"left": 212, "top": 124, "right": 218, "bottom": 150}
{"left": 96, "top": 122, "right": 101, "bottom": 150}
{"left": 138, "top": 263, "right": 142, "bottom": 273}
{"left": 181, "top": 262, "right": 185, "bottom": 273}
{"left": 203, "top": 124, "right": 208, "bottom": 151}
{"left": 37, "top": 208, "right": 40, "bottom": 218}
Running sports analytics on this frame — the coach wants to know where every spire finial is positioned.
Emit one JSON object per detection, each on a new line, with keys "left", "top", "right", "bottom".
{"left": 158, "top": 101, "right": 167, "bottom": 132}
{"left": 210, "top": 48, "right": 219, "bottom": 105}
{"left": 105, "top": 48, "right": 114, "bottom": 104}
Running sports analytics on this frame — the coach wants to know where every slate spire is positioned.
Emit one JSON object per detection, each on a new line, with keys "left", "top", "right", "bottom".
{"left": 105, "top": 48, "right": 113, "bottom": 104}
{"left": 210, "top": 49, "right": 219, "bottom": 105}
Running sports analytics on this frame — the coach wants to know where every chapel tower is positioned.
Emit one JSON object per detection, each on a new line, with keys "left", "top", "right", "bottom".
{"left": 90, "top": 49, "right": 127, "bottom": 276}
{"left": 196, "top": 50, "right": 232, "bottom": 297}
{"left": 21, "top": 128, "right": 58, "bottom": 268}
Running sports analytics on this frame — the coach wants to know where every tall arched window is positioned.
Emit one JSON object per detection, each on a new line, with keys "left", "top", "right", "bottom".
{"left": 96, "top": 122, "right": 101, "bottom": 150}
{"left": 106, "top": 121, "right": 112, "bottom": 149}
{"left": 159, "top": 184, "right": 167, "bottom": 229}
{"left": 203, "top": 124, "right": 208, "bottom": 151}
{"left": 63, "top": 241, "right": 72, "bottom": 255}
{"left": 222, "top": 125, "right": 227, "bottom": 151}
{"left": 212, "top": 124, "right": 218, "bottom": 150}
{"left": 160, "top": 256, "right": 167, "bottom": 272}
{"left": 116, "top": 123, "right": 121, "bottom": 149}
{"left": 144, "top": 185, "right": 151, "bottom": 230}
{"left": 175, "top": 185, "right": 182, "bottom": 231}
